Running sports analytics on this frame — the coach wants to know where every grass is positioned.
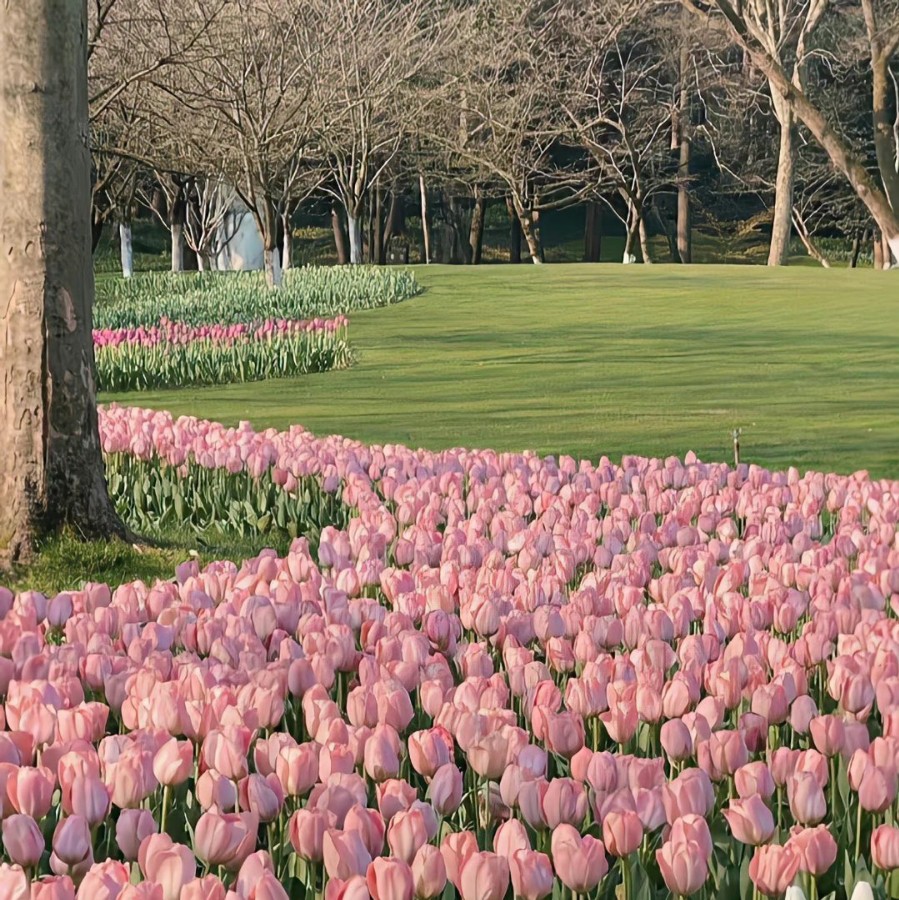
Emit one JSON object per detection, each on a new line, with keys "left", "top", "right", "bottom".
{"left": 103, "top": 264, "right": 899, "bottom": 479}
{"left": 7, "top": 526, "right": 294, "bottom": 595}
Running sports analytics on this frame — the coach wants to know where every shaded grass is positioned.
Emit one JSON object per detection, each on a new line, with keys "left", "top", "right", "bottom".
{"left": 103, "top": 264, "right": 899, "bottom": 479}
{"left": 7, "top": 527, "right": 292, "bottom": 595}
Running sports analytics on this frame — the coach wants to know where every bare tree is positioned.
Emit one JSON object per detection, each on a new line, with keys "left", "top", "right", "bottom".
{"left": 1, "top": 0, "right": 126, "bottom": 565}
{"left": 682, "top": 0, "right": 899, "bottom": 262}
{"left": 562, "top": 23, "right": 677, "bottom": 263}
{"left": 311, "top": 0, "right": 448, "bottom": 264}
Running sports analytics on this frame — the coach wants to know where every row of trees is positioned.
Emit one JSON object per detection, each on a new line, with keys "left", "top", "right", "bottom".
{"left": 88, "top": 0, "right": 899, "bottom": 282}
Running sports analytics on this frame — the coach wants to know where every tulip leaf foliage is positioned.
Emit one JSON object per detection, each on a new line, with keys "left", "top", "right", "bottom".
{"left": 95, "top": 317, "right": 352, "bottom": 392}
{"left": 94, "top": 267, "right": 422, "bottom": 330}
{"left": 4, "top": 404, "right": 899, "bottom": 899}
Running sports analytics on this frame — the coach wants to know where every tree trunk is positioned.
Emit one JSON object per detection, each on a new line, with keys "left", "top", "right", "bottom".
{"left": 850, "top": 228, "right": 869, "bottom": 268}
{"left": 372, "top": 182, "right": 384, "bottom": 266}
{"left": 677, "top": 45, "right": 692, "bottom": 264}
{"left": 768, "top": 94, "right": 796, "bottom": 266}
{"left": 584, "top": 202, "right": 602, "bottom": 262}
{"left": 677, "top": 136, "right": 692, "bottom": 263}
{"left": 639, "top": 216, "right": 653, "bottom": 264}
{"left": 512, "top": 196, "right": 543, "bottom": 264}
{"left": 871, "top": 54, "right": 899, "bottom": 214}
{"left": 0, "top": 0, "right": 125, "bottom": 565}
{"left": 875, "top": 231, "right": 885, "bottom": 269}
{"left": 281, "top": 209, "right": 293, "bottom": 271}
{"left": 419, "top": 174, "right": 431, "bottom": 265}
{"left": 91, "top": 211, "right": 104, "bottom": 254}
{"left": 332, "top": 204, "right": 349, "bottom": 265}
{"left": 119, "top": 222, "right": 134, "bottom": 278}
{"left": 347, "top": 213, "right": 364, "bottom": 265}
{"left": 171, "top": 223, "right": 184, "bottom": 273}
{"left": 263, "top": 248, "right": 282, "bottom": 287}
{"left": 883, "top": 232, "right": 893, "bottom": 269}
{"left": 381, "top": 190, "right": 399, "bottom": 263}
{"left": 507, "top": 196, "right": 522, "bottom": 264}
{"left": 469, "top": 190, "right": 486, "bottom": 265}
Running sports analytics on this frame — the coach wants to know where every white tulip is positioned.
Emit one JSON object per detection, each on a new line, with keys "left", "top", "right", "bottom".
{"left": 850, "top": 881, "right": 876, "bottom": 900}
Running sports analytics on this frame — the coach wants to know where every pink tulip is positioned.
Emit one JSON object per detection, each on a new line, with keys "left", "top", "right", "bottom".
{"left": 428, "top": 765, "right": 462, "bottom": 816}
{"left": 411, "top": 845, "right": 446, "bottom": 900}
{"left": 872, "top": 825, "right": 899, "bottom": 870}
{"left": 7, "top": 766, "right": 55, "bottom": 819}
{"left": 550, "top": 825, "right": 608, "bottom": 893}
{"left": 656, "top": 839, "right": 709, "bottom": 896}
{"left": 602, "top": 809, "right": 643, "bottom": 857}
{"left": 788, "top": 825, "right": 838, "bottom": 877}
{"left": 116, "top": 809, "right": 157, "bottom": 862}
{"left": 289, "top": 809, "right": 328, "bottom": 862}
{"left": 2, "top": 814, "right": 44, "bottom": 868}
{"left": 509, "top": 849, "right": 554, "bottom": 900}
{"left": 748, "top": 844, "right": 801, "bottom": 897}
{"left": 52, "top": 816, "right": 92, "bottom": 868}
{"left": 323, "top": 829, "right": 373, "bottom": 881}
{"left": 153, "top": 739, "right": 193, "bottom": 787}
{"left": 440, "top": 831, "right": 477, "bottom": 892}
{"left": 723, "top": 796, "right": 776, "bottom": 846}
{"left": 787, "top": 772, "right": 827, "bottom": 825}
{"left": 458, "top": 851, "right": 510, "bottom": 900}
{"left": 367, "top": 857, "right": 414, "bottom": 900}
{"left": 387, "top": 809, "right": 428, "bottom": 864}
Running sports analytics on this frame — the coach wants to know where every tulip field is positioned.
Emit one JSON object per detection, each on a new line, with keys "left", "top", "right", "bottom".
{"left": 4, "top": 396, "right": 899, "bottom": 899}
{"left": 95, "top": 318, "right": 352, "bottom": 392}
{"left": 93, "top": 268, "right": 422, "bottom": 330}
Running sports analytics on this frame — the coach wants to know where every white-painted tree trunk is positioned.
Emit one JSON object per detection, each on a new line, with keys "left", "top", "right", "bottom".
{"left": 119, "top": 223, "right": 133, "bottom": 278}
{"left": 347, "top": 215, "right": 364, "bottom": 265}
{"left": 263, "top": 248, "right": 283, "bottom": 288}
{"left": 419, "top": 174, "right": 431, "bottom": 264}
{"left": 886, "top": 235, "right": 899, "bottom": 269}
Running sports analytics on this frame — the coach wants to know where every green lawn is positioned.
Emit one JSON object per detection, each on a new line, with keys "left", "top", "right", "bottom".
{"left": 104, "top": 264, "right": 899, "bottom": 478}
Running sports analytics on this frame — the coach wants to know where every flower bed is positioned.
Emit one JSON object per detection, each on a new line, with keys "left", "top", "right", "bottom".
{"left": 94, "top": 267, "right": 422, "bottom": 330}
{"left": 1, "top": 406, "right": 899, "bottom": 898}
{"left": 95, "top": 317, "right": 351, "bottom": 391}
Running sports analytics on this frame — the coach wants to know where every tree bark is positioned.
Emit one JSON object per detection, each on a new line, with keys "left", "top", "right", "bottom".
{"left": 119, "top": 223, "right": 134, "bottom": 279}
{"left": 768, "top": 94, "right": 796, "bottom": 266}
{"left": 331, "top": 204, "right": 349, "bottom": 265}
{"left": 849, "top": 229, "right": 867, "bottom": 268}
{"left": 584, "top": 202, "right": 603, "bottom": 262}
{"left": 511, "top": 196, "right": 543, "bottom": 264}
{"left": 263, "top": 249, "right": 282, "bottom": 287}
{"left": 875, "top": 231, "right": 885, "bottom": 269}
{"left": 347, "top": 213, "right": 364, "bottom": 265}
{"left": 281, "top": 209, "right": 293, "bottom": 271}
{"left": 91, "top": 211, "right": 104, "bottom": 254}
{"left": 372, "top": 182, "right": 384, "bottom": 265}
{"left": 677, "top": 137, "right": 692, "bottom": 263}
{"left": 171, "top": 223, "right": 184, "bottom": 273}
{"left": 0, "top": 0, "right": 125, "bottom": 565}
{"left": 381, "top": 190, "right": 398, "bottom": 263}
{"left": 419, "top": 174, "right": 431, "bottom": 265}
{"left": 677, "top": 46, "right": 692, "bottom": 264}
{"left": 639, "top": 216, "right": 653, "bottom": 264}
{"left": 507, "top": 196, "right": 522, "bottom": 264}
{"left": 469, "top": 190, "right": 486, "bottom": 265}
{"left": 870, "top": 51, "right": 899, "bottom": 215}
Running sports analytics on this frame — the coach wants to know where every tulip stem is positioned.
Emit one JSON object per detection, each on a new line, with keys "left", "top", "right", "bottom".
{"left": 622, "top": 854, "right": 632, "bottom": 900}
{"left": 160, "top": 784, "right": 171, "bottom": 835}
{"left": 856, "top": 801, "right": 864, "bottom": 863}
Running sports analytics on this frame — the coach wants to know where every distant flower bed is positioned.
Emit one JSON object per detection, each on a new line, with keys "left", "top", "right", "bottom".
{"left": 94, "top": 266, "right": 422, "bottom": 330}
{"left": 95, "top": 316, "right": 351, "bottom": 391}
